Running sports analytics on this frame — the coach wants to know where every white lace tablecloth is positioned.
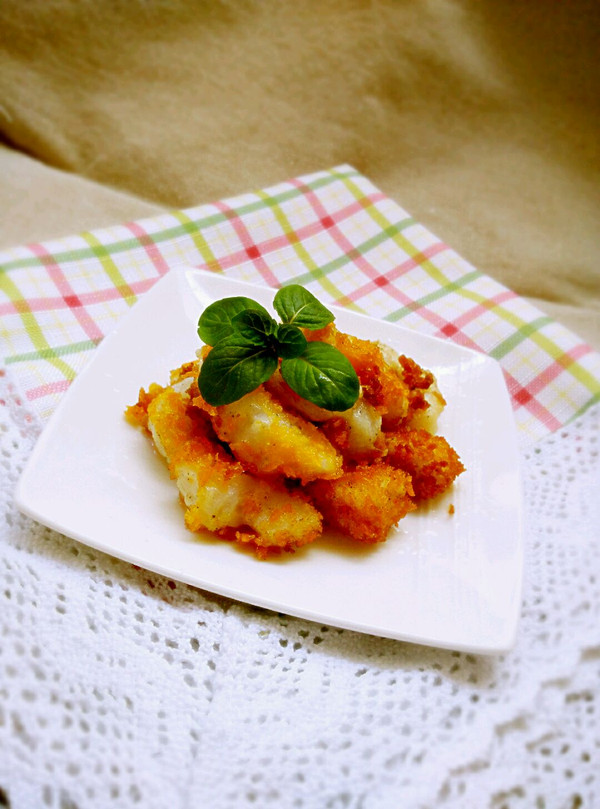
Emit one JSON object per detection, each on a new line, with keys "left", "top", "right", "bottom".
{"left": 1, "top": 166, "right": 599, "bottom": 808}
{"left": 1, "top": 365, "right": 599, "bottom": 809}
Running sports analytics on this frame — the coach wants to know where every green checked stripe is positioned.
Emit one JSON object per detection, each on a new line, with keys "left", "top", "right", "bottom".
{"left": 0, "top": 274, "right": 78, "bottom": 380}
{"left": 489, "top": 315, "right": 553, "bottom": 359}
{"left": 284, "top": 220, "right": 415, "bottom": 292}
{"left": 572, "top": 390, "right": 600, "bottom": 420}
{"left": 384, "top": 270, "right": 482, "bottom": 321}
{"left": 80, "top": 232, "right": 137, "bottom": 303}
{"left": 455, "top": 287, "right": 600, "bottom": 396}
{"left": 341, "top": 173, "right": 461, "bottom": 289}
{"left": 256, "top": 189, "right": 363, "bottom": 312}
{"left": 5, "top": 339, "right": 98, "bottom": 365}
{"left": 169, "top": 210, "right": 221, "bottom": 269}
{"left": 0, "top": 170, "right": 354, "bottom": 274}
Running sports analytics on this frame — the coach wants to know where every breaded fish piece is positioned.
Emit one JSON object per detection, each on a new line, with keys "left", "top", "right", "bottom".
{"left": 396, "top": 354, "right": 446, "bottom": 433}
{"left": 266, "top": 371, "right": 384, "bottom": 460}
{"left": 138, "top": 386, "right": 322, "bottom": 556}
{"left": 308, "top": 324, "right": 411, "bottom": 425}
{"left": 385, "top": 428, "right": 465, "bottom": 500}
{"left": 318, "top": 402, "right": 386, "bottom": 461}
{"left": 125, "top": 383, "right": 164, "bottom": 432}
{"left": 194, "top": 386, "right": 343, "bottom": 484}
{"left": 308, "top": 462, "right": 416, "bottom": 544}
{"left": 127, "top": 325, "right": 464, "bottom": 557}
{"left": 310, "top": 325, "right": 448, "bottom": 433}
{"left": 180, "top": 453, "right": 323, "bottom": 558}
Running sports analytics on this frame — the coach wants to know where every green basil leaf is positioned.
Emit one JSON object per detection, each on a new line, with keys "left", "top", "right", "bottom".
{"left": 274, "top": 323, "right": 307, "bottom": 359}
{"left": 231, "top": 309, "right": 277, "bottom": 343}
{"left": 197, "top": 296, "right": 270, "bottom": 346}
{"left": 280, "top": 341, "right": 360, "bottom": 411}
{"left": 273, "top": 285, "right": 334, "bottom": 330}
{"left": 198, "top": 336, "right": 278, "bottom": 405}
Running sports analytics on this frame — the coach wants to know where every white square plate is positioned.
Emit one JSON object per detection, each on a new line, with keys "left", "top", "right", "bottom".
{"left": 16, "top": 267, "right": 523, "bottom": 653}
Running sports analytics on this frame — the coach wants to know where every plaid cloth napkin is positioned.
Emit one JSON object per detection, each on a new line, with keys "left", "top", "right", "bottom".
{"left": 1, "top": 164, "right": 599, "bottom": 443}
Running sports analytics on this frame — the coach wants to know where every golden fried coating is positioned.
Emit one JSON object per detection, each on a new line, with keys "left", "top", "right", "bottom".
{"left": 169, "top": 359, "right": 200, "bottom": 387}
{"left": 266, "top": 370, "right": 384, "bottom": 461}
{"left": 308, "top": 324, "right": 410, "bottom": 425}
{"left": 124, "top": 383, "right": 164, "bottom": 432}
{"left": 308, "top": 462, "right": 416, "bottom": 544}
{"left": 136, "top": 385, "right": 323, "bottom": 556}
{"left": 181, "top": 455, "right": 323, "bottom": 558}
{"left": 385, "top": 428, "right": 465, "bottom": 500}
{"left": 404, "top": 384, "right": 446, "bottom": 433}
{"left": 396, "top": 354, "right": 446, "bottom": 432}
{"left": 318, "top": 403, "right": 386, "bottom": 461}
{"left": 303, "top": 323, "right": 448, "bottom": 434}
{"left": 397, "top": 354, "right": 435, "bottom": 394}
{"left": 194, "top": 386, "right": 343, "bottom": 484}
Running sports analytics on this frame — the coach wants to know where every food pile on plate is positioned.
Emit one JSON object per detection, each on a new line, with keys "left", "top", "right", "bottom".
{"left": 126, "top": 288, "right": 464, "bottom": 558}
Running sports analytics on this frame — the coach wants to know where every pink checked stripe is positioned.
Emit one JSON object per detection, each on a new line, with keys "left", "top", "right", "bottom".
{"left": 293, "top": 180, "right": 394, "bottom": 291}
{"left": 439, "top": 326, "right": 593, "bottom": 428}
{"left": 209, "top": 193, "right": 387, "bottom": 278}
{"left": 461, "top": 343, "right": 592, "bottom": 430}
{"left": 125, "top": 222, "right": 171, "bottom": 276}
{"left": 26, "top": 378, "right": 71, "bottom": 401}
{"left": 0, "top": 278, "right": 158, "bottom": 316}
{"left": 513, "top": 343, "right": 594, "bottom": 400}
{"left": 443, "top": 289, "right": 518, "bottom": 332}
{"left": 343, "top": 242, "right": 449, "bottom": 302}
{"left": 29, "top": 245, "right": 104, "bottom": 343}
{"left": 214, "top": 201, "right": 281, "bottom": 287}
{"left": 504, "top": 369, "right": 561, "bottom": 430}
{"left": 339, "top": 260, "right": 480, "bottom": 344}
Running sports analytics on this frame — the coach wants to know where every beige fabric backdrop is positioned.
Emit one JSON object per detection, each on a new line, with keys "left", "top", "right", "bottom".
{"left": 1, "top": 0, "right": 598, "bottom": 347}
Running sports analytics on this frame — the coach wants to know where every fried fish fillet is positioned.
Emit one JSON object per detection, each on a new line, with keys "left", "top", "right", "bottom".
{"left": 308, "top": 462, "right": 416, "bottom": 544}
{"left": 307, "top": 324, "right": 411, "bottom": 426}
{"left": 194, "top": 386, "right": 343, "bottom": 484}
{"left": 385, "top": 428, "right": 465, "bottom": 500}
{"left": 131, "top": 385, "right": 322, "bottom": 556}
{"left": 266, "top": 370, "right": 384, "bottom": 460}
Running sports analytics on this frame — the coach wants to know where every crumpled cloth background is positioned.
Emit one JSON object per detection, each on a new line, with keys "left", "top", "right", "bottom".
{"left": 1, "top": 0, "right": 598, "bottom": 349}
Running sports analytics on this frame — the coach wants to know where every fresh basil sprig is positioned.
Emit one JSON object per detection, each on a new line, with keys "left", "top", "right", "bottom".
{"left": 280, "top": 341, "right": 360, "bottom": 411}
{"left": 272, "top": 284, "right": 335, "bottom": 329}
{"left": 197, "top": 285, "right": 359, "bottom": 410}
{"left": 197, "top": 296, "right": 270, "bottom": 345}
